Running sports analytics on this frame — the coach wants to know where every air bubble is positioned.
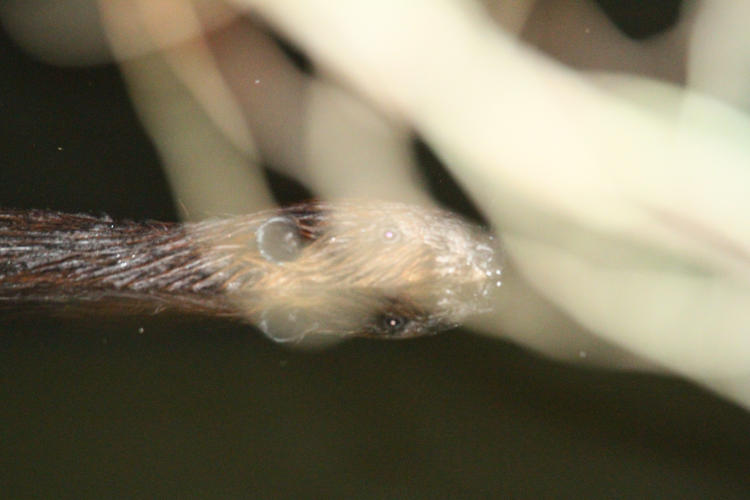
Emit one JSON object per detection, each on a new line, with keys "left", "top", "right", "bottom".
{"left": 258, "top": 306, "right": 316, "bottom": 343}
{"left": 256, "top": 216, "right": 303, "bottom": 263}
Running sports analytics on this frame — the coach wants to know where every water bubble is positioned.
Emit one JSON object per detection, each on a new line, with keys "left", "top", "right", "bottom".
{"left": 256, "top": 216, "right": 303, "bottom": 263}
{"left": 258, "top": 306, "right": 317, "bottom": 343}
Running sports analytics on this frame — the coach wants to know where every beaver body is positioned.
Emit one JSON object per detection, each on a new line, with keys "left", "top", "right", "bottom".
{"left": 0, "top": 201, "right": 502, "bottom": 341}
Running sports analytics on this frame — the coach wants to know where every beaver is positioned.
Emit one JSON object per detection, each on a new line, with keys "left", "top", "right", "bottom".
{"left": 0, "top": 200, "right": 502, "bottom": 342}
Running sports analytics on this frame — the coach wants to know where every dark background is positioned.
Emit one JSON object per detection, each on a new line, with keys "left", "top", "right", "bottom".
{"left": 2, "top": 2, "right": 750, "bottom": 498}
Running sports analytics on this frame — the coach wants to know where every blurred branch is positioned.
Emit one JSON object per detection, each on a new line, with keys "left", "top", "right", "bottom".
{"left": 5, "top": 0, "right": 750, "bottom": 408}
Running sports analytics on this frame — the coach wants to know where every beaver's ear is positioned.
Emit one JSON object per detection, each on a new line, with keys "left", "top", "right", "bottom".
{"left": 256, "top": 216, "right": 304, "bottom": 264}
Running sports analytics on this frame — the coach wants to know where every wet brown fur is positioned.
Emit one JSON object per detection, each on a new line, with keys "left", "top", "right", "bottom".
{"left": 0, "top": 201, "right": 501, "bottom": 338}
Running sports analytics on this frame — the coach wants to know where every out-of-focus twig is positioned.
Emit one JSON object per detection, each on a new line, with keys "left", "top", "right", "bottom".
{"left": 6, "top": 0, "right": 750, "bottom": 407}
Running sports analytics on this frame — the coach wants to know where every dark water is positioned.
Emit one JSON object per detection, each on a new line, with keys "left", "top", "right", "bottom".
{"left": 2, "top": 3, "right": 750, "bottom": 498}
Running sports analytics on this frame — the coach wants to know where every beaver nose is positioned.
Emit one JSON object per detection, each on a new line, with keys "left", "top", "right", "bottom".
{"left": 473, "top": 243, "right": 495, "bottom": 264}
{"left": 472, "top": 237, "right": 504, "bottom": 298}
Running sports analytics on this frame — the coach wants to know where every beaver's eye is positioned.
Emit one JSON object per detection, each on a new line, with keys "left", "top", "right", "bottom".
{"left": 257, "top": 216, "right": 303, "bottom": 263}
{"left": 381, "top": 227, "right": 401, "bottom": 243}
{"left": 380, "top": 314, "right": 409, "bottom": 336}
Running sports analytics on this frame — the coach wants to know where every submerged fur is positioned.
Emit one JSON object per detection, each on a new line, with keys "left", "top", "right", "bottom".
{"left": 0, "top": 201, "right": 502, "bottom": 340}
